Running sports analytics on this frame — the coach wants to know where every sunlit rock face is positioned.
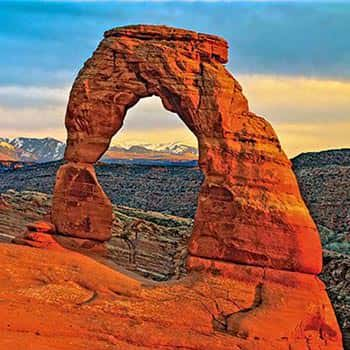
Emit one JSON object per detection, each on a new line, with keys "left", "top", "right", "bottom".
{"left": 52, "top": 163, "right": 113, "bottom": 241}
{"left": 0, "top": 243, "right": 343, "bottom": 350}
{"left": 52, "top": 24, "right": 322, "bottom": 274}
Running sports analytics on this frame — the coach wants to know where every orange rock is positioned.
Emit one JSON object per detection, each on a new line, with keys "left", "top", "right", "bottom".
{"left": 0, "top": 244, "right": 342, "bottom": 350}
{"left": 16, "top": 230, "right": 107, "bottom": 255}
{"left": 27, "top": 220, "right": 56, "bottom": 234}
{"left": 52, "top": 162, "right": 113, "bottom": 241}
{"left": 52, "top": 24, "right": 322, "bottom": 273}
{"left": 16, "top": 231, "right": 65, "bottom": 250}
{"left": 0, "top": 197, "right": 9, "bottom": 210}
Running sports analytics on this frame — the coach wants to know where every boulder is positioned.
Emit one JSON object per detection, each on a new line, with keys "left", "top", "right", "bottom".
{"left": 27, "top": 221, "right": 56, "bottom": 234}
{"left": 52, "top": 162, "right": 113, "bottom": 241}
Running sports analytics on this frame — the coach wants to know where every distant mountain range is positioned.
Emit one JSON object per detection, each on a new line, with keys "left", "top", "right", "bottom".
{"left": 0, "top": 137, "right": 198, "bottom": 165}
{"left": 0, "top": 137, "right": 65, "bottom": 163}
{"left": 103, "top": 142, "right": 198, "bottom": 165}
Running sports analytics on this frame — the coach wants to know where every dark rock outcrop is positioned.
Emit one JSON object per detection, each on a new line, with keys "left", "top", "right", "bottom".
{"left": 293, "top": 149, "right": 350, "bottom": 254}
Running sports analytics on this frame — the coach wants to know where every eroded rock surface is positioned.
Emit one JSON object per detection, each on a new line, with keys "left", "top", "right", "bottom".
{"left": 53, "top": 24, "right": 322, "bottom": 274}
{"left": 52, "top": 163, "right": 113, "bottom": 241}
{"left": 0, "top": 190, "right": 347, "bottom": 348}
{"left": 0, "top": 243, "right": 342, "bottom": 350}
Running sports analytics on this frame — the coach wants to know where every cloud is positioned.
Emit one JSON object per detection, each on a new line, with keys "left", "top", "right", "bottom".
{"left": 239, "top": 74, "right": 350, "bottom": 123}
{"left": 273, "top": 121, "right": 350, "bottom": 157}
{"left": 114, "top": 96, "right": 197, "bottom": 146}
{"left": 112, "top": 128, "right": 198, "bottom": 147}
{"left": 1, "top": 1, "right": 350, "bottom": 87}
{"left": 0, "top": 85, "right": 70, "bottom": 108}
{"left": 0, "top": 75, "right": 349, "bottom": 157}
{"left": 122, "top": 96, "right": 187, "bottom": 131}
{"left": 0, "top": 104, "right": 65, "bottom": 132}
{"left": 0, "top": 85, "right": 68, "bottom": 140}
{"left": 238, "top": 74, "right": 350, "bottom": 156}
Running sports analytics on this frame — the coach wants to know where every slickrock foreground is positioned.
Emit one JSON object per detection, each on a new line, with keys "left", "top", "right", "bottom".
{"left": 0, "top": 243, "right": 342, "bottom": 350}
{"left": 5, "top": 190, "right": 350, "bottom": 344}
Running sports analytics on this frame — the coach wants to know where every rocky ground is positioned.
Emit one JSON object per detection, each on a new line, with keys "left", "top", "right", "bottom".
{"left": 321, "top": 250, "right": 350, "bottom": 340}
{"left": 1, "top": 241, "right": 343, "bottom": 350}
{"left": 0, "top": 161, "right": 203, "bottom": 218}
{"left": 0, "top": 190, "right": 192, "bottom": 282}
{"left": 293, "top": 149, "right": 350, "bottom": 240}
{"left": 0, "top": 190, "right": 349, "bottom": 348}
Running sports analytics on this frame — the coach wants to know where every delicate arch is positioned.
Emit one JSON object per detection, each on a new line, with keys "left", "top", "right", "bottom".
{"left": 52, "top": 25, "right": 322, "bottom": 274}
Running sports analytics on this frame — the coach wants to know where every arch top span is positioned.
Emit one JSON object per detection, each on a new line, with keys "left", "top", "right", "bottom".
{"left": 53, "top": 24, "right": 323, "bottom": 275}
{"left": 104, "top": 24, "right": 229, "bottom": 63}
{"left": 64, "top": 24, "right": 244, "bottom": 164}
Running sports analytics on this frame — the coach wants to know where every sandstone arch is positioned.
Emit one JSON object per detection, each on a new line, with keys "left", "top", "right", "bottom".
{"left": 52, "top": 25, "right": 322, "bottom": 274}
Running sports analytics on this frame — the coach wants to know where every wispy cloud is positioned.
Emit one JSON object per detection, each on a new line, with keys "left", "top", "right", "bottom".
{"left": 273, "top": 121, "right": 350, "bottom": 156}
{"left": 0, "top": 85, "right": 69, "bottom": 139}
{"left": 239, "top": 74, "right": 350, "bottom": 124}
{"left": 0, "top": 2, "right": 349, "bottom": 155}
{"left": 239, "top": 74, "right": 350, "bottom": 155}
{"left": 0, "top": 75, "right": 349, "bottom": 155}
{"left": 0, "top": 85, "right": 70, "bottom": 108}
{"left": 1, "top": 1, "right": 350, "bottom": 86}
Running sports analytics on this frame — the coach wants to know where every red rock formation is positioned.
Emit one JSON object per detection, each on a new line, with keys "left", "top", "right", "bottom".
{"left": 52, "top": 24, "right": 322, "bottom": 275}
{"left": 52, "top": 162, "right": 112, "bottom": 241}
{"left": 27, "top": 221, "right": 56, "bottom": 234}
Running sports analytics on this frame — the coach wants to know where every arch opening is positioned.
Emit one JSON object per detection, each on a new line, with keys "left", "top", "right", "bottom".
{"left": 105, "top": 95, "right": 198, "bottom": 167}
{"left": 95, "top": 96, "right": 203, "bottom": 281}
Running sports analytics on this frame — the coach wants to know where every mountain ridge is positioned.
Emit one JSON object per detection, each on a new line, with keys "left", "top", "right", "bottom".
{"left": 1, "top": 137, "right": 350, "bottom": 172}
{"left": 0, "top": 137, "right": 65, "bottom": 163}
{"left": 0, "top": 137, "right": 198, "bottom": 164}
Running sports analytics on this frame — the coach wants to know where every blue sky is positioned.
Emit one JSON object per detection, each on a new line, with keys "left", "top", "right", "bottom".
{"left": 1, "top": 1, "right": 349, "bottom": 156}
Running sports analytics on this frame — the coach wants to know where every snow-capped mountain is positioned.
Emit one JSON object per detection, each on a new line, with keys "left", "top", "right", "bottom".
{"left": 0, "top": 137, "right": 65, "bottom": 163}
{"left": 110, "top": 142, "right": 198, "bottom": 155}
{"left": 0, "top": 138, "right": 198, "bottom": 165}
{"left": 143, "top": 142, "right": 198, "bottom": 155}
{"left": 103, "top": 142, "right": 198, "bottom": 164}
{"left": 0, "top": 139, "right": 17, "bottom": 161}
